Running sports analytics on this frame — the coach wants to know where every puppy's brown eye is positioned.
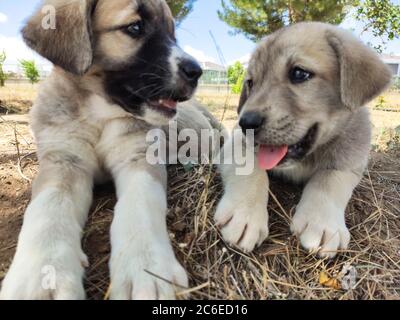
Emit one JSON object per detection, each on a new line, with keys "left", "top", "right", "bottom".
{"left": 290, "top": 67, "right": 313, "bottom": 84}
{"left": 126, "top": 21, "right": 144, "bottom": 37}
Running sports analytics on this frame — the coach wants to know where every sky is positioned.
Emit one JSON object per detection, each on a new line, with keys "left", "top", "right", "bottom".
{"left": 0, "top": 0, "right": 399, "bottom": 71}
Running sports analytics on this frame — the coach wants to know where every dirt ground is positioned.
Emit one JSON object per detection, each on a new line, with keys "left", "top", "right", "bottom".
{"left": 0, "top": 90, "right": 399, "bottom": 300}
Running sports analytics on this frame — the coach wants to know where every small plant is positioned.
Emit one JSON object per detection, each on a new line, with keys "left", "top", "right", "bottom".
{"left": 19, "top": 59, "right": 40, "bottom": 84}
{"left": 0, "top": 50, "right": 7, "bottom": 87}
{"left": 232, "top": 72, "right": 244, "bottom": 94}
{"left": 228, "top": 61, "right": 245, "bottom": 85}
{"left": 375, "top": 95, "right": 387, "bottom": 110}
{"left": 375, "top": 126, "right": 400, "bottom": 152}
{"left": 387, "top": 125, "right": 400, "bottom": 151}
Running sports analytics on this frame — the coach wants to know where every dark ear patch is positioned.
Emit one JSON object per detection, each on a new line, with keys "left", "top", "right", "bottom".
{"left": 22, "top": 0, "right": 97, "bottom": 75}
{"left": 326, "top": 28, "right": 392, "bottom": 109}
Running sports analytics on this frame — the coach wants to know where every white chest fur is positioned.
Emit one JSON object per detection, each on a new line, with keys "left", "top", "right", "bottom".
{"left": 83, "top": 94, "right": 133, "bottom": 127}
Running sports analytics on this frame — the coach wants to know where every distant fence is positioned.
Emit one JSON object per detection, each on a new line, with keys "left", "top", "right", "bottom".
{"left": 197, "top": 84, "right": 231, "bottom": 95}
{"left": 3, "top": 63, "right": 51, "bottom": 80}
{"left": 199, "top": 70, "right": 228, "bottom": 86}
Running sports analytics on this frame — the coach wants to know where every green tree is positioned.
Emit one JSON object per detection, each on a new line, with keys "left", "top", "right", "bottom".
{"left": 166, "top": 0, "right": 197, "bottom": 25}
{"left": 232, "top": 72, "right": 245, "bottom": 94}
{"left": 0, "top": 51, "right": 7, "bottom": 87}
{"left": 218, "top": 0, "right": 357, "bottom": 41}
{"left": 19, "top": 59, "right": 40, "bottom": 84}
{"left": 227, "top": 61, "right": 245, "bottom": 85}
{"left": 355, "top": 0, "right": 400, "bottom": 52}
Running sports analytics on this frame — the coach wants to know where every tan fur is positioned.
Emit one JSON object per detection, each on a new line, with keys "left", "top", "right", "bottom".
{"left": 94, "top": 0, "right": 140, "bottom": 30}
{"left": 1, "top": 0, "right": 219, "bottom": 300}
{"left": 240, "top": 23, "right": 391, "bottom": 151}
{"left": 93, "top": 0, "right": 142, "bottom": 63}
{"left": 217, "top": 22, "right": 392, "bottom": 258}
{"left": 326, "top": 28, "right": 392, "bottom": 109}
{"left": 22, "top": 0, "right": 97, "bottom": 75}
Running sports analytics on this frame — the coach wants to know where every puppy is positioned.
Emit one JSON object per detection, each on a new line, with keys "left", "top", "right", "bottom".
{"left": 0, "top": 0, "right": 218, "bottom": 300}
{"left": 216, "top": 22, "right": 392, "bottom": 258}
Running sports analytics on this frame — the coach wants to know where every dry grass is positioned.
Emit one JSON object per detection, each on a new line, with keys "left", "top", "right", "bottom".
{"left": 0, "top": 83, "right": 38, "bottom": 114}
{"left": 32, "top": 152, "right": 400, "bottom": 300}
{"left": 169, "top": 155, "right": 400, "bottom": 300}
{"left": 0, "top": 85, "right": 399, "bottom": 300}
{"left": 374, "top": 91, "right": 400, "bottom": 110}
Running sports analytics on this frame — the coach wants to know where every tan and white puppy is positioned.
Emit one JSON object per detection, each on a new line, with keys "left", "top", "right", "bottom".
{"left": 216, "top": 23, "right": 392, "bottom": 258}
{"left": 0, "top": 0, "right": 215, "bottom": 300}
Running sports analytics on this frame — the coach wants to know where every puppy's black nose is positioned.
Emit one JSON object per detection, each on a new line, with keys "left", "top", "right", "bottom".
{"left": 239, "top": 112, "right": 265, "bottom": 133}
{"left": 179, "top": 59, "right": 203, "bottom": 82}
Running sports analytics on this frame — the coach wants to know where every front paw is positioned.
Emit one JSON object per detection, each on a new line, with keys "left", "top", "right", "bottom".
{"left": 291, "top": 203, "right": 350, "bottom": 258}
{"left": 109, "top": 244, "right": 188, "bottom": 300}
{"left": 0, "top": 244, "right": 87, "bottom": 300}
{"left": 215, "top": 193, "right": 269, "bottom": 252}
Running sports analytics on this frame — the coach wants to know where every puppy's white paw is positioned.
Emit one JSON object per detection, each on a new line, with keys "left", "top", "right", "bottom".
{"left": 215, "top": 193, "right": 269, "bottom": 252}
{"left": 291, "top": 202, "right": 350, "bottom": 258}
{"left": 0, "top": 244, "right": 87, "bottom": 300}
{"left": 109, "top": 244, "right": 188, "bottom": 300}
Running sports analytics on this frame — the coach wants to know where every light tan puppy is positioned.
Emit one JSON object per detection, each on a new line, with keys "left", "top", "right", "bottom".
{"left": 216, "top": 23, "right": 392, "bottom": 258}
{"left": 0, "top": 0, "right": 219, "bottom": 300}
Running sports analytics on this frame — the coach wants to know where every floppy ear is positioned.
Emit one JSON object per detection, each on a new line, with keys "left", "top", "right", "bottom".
{"left": 326, "top": 28, "right": 392, "bottom": 109}
{"left": 238, "top": 81, "right": 250, "bottom": 114}
{"left": 22, "top": 0, "right": 98, "bottom": 75}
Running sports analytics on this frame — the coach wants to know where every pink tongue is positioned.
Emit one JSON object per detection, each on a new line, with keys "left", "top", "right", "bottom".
{"left": 160, "top": 99, "right": 177, "bottom": 109}
{"left": 258, "top": 145, "right": 288, "bottom": 170}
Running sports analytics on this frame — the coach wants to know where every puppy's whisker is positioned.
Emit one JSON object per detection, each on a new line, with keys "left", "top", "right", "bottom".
{"left": 133, "top": 57, "right": 170, "bottom": 73}
{"left": 140, "top": 73, "right": 164, "bottom": 80}
{"left": 147, "top": 86, "right": 166, "bottom": 98}
{"left": 125, "top": 84, "right": 159, "bottom": 97}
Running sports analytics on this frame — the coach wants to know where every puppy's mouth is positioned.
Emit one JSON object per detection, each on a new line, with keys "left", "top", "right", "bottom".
{"left": 257, "top": 124, "right": 318, "bottom": 170}
{"left": 147, "top": 98, "right": 180, "bottom": 116}
{"left": 147, "top": 90, "right": 194, "bottom": 117}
